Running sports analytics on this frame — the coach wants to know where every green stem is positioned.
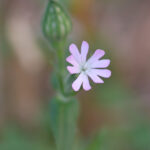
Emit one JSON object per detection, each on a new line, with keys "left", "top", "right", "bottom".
{"left": 52, "top": 40, "right": 66, "bottom": 94}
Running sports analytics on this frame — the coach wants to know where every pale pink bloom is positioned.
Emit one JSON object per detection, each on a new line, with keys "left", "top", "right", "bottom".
{"left": 66, "top": 41, "right": 111, "bottom": 91}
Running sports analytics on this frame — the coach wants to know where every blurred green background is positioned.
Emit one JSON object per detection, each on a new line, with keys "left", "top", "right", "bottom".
{"left": 0, "top": 0, "right": 150, "bottom": 149}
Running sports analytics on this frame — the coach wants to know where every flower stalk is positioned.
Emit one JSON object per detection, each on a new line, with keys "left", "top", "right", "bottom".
{"left": 42, "top": 1, "right": 78, "bottom": 150}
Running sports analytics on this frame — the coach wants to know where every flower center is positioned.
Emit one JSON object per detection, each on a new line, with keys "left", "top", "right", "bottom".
{"left": 80, "top": 64, "right": 87, "bottom": 72}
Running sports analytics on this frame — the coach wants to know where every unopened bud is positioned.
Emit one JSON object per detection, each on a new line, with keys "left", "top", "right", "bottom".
{"left": 42, "top": 0, "right": 72, "bottom": 42}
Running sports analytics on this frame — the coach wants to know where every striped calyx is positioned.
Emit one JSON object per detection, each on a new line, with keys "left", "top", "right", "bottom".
{"left": 42, "top": 0, "right": 72, "bottom": 42}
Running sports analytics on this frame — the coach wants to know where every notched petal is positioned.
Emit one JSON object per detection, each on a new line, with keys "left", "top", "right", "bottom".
{"left": 90, "top": 59, "right": 111, "bottom": 68}
{"left": 69, "top": 43, "right": 81, "bottom": 63}
{"left": 81, "top": 41, "right": 89, "bottom": 63}
{"left": 66, "top": 55, "right": 78, "bottom": 66}
{"left": 87, "top": 69, "right": 104, "bottom": 83}
{"left": 67, "top": 66, "right": 80, "bottom": 74}
{"left": 72, "top": 73, "right": 84, "bottom": 91}
{"left": 85, "top": 49, "right": 105, "bottom": 67}
{"left": 82, "top": 74, "right": 91, "bottom": 91}
{"left": 95, "top": 69, "right": 112, "bottom": 78}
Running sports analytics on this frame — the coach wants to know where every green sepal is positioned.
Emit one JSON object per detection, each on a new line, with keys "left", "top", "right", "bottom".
{"left": 50, "top": 96, "right": 79, "bottom": 150}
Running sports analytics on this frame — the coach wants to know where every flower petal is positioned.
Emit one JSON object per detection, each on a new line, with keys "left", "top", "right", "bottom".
{"left": 90, "top": 59, "right": 110, "bottom": 68}
{"left": 85, "top": 49, "right": 105, "bottom": 67}
{"left": 82, "top": 74, "right": 91, "bottom": 91}
{"left": 72, "top": 73, "right": 84, "bottom": 91}
{"left": 67, "top": 66, "right": 80, "bottom": 74}
{"left": 91, "top": 69, "right": 111, "bottom": 78}
{"left": 86, "top": 69, "right": 104, "bottom": 83}
{"left": 66, "top": 55, "right": 78, "bottom": 66}
{"left": 81, "top": 41, "right": 89, "bottom": 63}
{"left": 69, "top": 43, "right": 81, "bottom": 63}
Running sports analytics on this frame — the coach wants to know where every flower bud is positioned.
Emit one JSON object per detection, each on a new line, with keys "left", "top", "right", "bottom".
{"left": 42, "top": 0, "right": 72, "bottom": 42}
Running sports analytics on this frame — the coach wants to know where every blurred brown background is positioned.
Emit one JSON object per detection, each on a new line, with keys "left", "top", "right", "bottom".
{"left": 0, "top": 0, "right": 150, "bottom": 149}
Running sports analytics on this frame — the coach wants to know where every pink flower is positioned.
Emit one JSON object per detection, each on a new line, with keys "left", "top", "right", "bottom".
{"left": 66, "top": 41, "right": 111, "bottom": 91}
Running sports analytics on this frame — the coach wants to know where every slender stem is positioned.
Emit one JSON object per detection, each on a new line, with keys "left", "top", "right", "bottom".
{"left": 52, "top": 40, "right": 66, "bottom": 94}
